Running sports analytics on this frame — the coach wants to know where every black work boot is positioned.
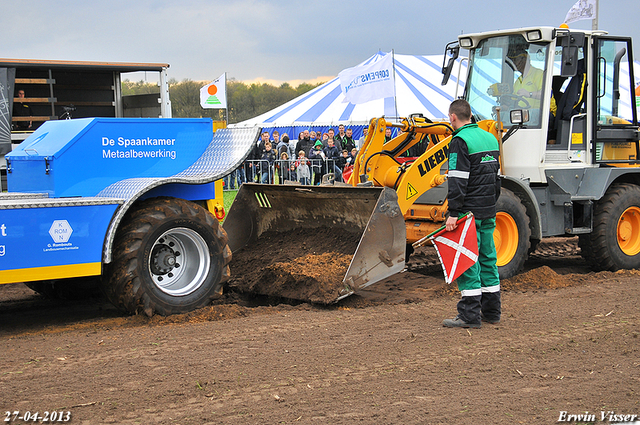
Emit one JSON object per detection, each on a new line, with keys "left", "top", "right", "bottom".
{"left": 456, "top": 295, "right": 482, "bottom": 325}
{"left": 442, "top": 316, "right": 481, "bottom": 328}
{"left": 480, "top": 313, "right": 500, "bottom": 324}
{"left": 481, "top": 290, "right": 501, "bottom": 324}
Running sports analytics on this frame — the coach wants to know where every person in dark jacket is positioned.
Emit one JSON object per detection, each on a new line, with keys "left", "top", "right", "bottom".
{"left": 248, "top": 131, "right": 269, "bottom": 182}
{"left": 384, "top": 127, "right": 392, "bottom": 142}
{"left": 336, "top": 149, "right": 349, "bottom": 170}
{"left": 259, "top": 141, "right": 276, "bottom": 183}
{"left": 442, "top": 99, "right": 501, "bottom": 329}
{"left": 282, "top": 161, "right": 297, "bottom": 183}
{"left": 276, "top": 151, "right": 290, "bottom": 184}
{"left": 334, "top": 124, "right": 347, "bottom": 149}
{"left": 323, "top": 138, "right": 342, "bottom": 182}
{"left": 308, "top": 140, "right": 325, "bottom": 185}
{"left": 342, "top": 128, "right": 356, "bottom": 152}
{"left": 295, "top": 131, "right": 314, "bottom": 159}
{"left": 13, "top": 89, "right": 33, "bottom": 130}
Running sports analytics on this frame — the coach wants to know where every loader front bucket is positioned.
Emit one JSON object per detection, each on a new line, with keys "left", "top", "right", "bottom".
{"left": 223, "top": 183, "right": 406, "bottom": 303}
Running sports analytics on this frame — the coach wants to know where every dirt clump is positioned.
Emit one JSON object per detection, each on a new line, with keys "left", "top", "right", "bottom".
{"left": 501, "top": 265, "right": 571, "bottom": 290}
{"left": 500, "top": 265, "right": 628, "bottom": 292}
{"left": 228, "top": 227, "right": 361, "bottom": 303}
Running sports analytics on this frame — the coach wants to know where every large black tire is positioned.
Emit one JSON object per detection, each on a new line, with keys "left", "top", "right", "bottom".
{"left": 25, "top": 277, "right": 102, "bottom": 300}
{"left": 495, "top": 188, "right": 531, "bottom": 279}
{"left": 579, "top": 183, "right": 640, "bottom": 271}
{"left": 103, "top": 198, "right": 231, "bottom": 316}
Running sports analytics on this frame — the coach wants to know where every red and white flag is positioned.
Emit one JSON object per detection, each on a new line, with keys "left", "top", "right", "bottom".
{"left": 428, "top": 213, "right": 478, "bottom": 284}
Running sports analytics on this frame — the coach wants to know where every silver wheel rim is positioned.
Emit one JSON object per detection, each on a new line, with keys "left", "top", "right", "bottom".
{"left": 148, "top": 227, "right": 210, "bottom": 296}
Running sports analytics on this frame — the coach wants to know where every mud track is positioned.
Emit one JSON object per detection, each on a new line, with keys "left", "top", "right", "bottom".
{"left": 0, "top": 236, "right": 585, "bottom": 335}
{"left": 2, "top": 236, "right": 639, "bottom": 424}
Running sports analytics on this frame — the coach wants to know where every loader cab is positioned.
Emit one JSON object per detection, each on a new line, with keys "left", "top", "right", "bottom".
{"left": 459, "top": 27, "right": 639, "bottom": 182}
{"left": 464, "top": 33, "right": 551, "bottom": 128}
{"left": 461, "top": 29, "right": 556, "bottom": 181}
{"left": 545, "top": 32, "right": 639, "bottom": 166}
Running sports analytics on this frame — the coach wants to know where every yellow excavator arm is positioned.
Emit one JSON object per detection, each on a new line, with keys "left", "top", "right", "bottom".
{"left": 350, "top": 116, "right": 501, "bottom": 242}
{"left": 351, "top": 115, "right": 454, "bottom": 213}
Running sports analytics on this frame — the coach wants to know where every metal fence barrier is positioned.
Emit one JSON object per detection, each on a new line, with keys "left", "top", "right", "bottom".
{"left": 223, "top": 159, "right": 345, "bottom": 189}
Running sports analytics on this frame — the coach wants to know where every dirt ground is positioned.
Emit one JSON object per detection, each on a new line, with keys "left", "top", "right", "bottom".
{"left": 1, "top": 239, "right": 639, "bottom": 425}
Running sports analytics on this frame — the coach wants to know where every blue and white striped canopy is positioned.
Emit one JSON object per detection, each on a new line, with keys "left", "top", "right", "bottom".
{"left": 232, "top": 51, "right": 640, "bottom": 137}
{"left": 232, "top": 52, "right": 467, "bottom": 130}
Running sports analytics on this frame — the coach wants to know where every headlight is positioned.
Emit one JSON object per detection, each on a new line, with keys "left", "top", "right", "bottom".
{"left": 510, "top": 109, "right": 530, "bottom": 124}
{"left": 459, "top": 37, "right": 473, "bottom": 48}
{"left": 526, "top": 30, "right": 543, "bottom": 42}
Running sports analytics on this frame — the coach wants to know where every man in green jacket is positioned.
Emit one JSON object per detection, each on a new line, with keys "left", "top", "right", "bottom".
{"left": 443, "top": 99, "right": 502, "bottom": 329}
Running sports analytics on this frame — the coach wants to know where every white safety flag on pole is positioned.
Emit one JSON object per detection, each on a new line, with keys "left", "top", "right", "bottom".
{"left": 564, "top": 0, "right": 596, "bottom": 24}
{"left": 339, "top": 53, "right": 395, "bottom": 104}
{"left": 200, "top": 73, "right": 227, "bottom": 109}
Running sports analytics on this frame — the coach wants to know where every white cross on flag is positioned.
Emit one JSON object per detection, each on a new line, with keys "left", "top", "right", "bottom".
{"left": 428, "top": 213, "right": 478, "bottom": 284}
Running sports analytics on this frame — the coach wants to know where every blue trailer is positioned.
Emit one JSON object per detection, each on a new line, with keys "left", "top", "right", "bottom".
{"left": 1, "top": 117, "right": 259, "bottom": 316}
{"left": 0, "top": 116, "right": 408, "bottom": 316}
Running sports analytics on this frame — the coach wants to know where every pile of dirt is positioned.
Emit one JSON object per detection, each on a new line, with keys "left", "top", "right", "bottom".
{"left": 499, "top": 265, "right": 639, "bottom": 291}
{"left": 228, "top": 227, "right": 361, "bottom": 303}
{"left": 501, "top": 265, "right": 572, "bottom": 290}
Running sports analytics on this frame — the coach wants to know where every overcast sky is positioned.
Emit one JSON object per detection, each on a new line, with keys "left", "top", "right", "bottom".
{"left": 2, "top": 0, "right": 638, "bottom": 86}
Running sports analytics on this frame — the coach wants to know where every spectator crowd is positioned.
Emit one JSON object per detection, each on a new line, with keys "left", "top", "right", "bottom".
{"left": 223, "top": 124, "right": 369, "bottom": 189}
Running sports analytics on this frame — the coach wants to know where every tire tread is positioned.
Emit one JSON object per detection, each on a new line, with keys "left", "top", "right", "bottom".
{"left": 579, "top": 183, "right": 640, "bottom": 271}
{"left": 103, "top": 197, "right": 231, "bottom": 316}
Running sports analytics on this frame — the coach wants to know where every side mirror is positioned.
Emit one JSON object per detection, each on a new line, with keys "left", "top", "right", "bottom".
{"left": 558, "top": 32, "right": 584, "bottom": 77}
{"left": 441, "top": 41, "right": 460, "bottom": 85}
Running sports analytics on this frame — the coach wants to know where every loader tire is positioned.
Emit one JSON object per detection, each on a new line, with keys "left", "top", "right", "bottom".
{"left": 103, "top": 197, "right": 231, "bottom": 316}
{"left": 495, "top": 188, "right": 531, "bottom": 279}
{"left": 579, "top": 183, "right": 640, "bottom": 271}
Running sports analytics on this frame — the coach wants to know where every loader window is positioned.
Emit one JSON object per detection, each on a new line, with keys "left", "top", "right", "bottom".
{"left": 595, "top": 38, "right": 637, "bottom": 126}
{"left": 592, "top": 36, "right": 640, "bottom": 165}
{"left": 548, "top": 46, "right": 587, "bottom": 151}
{"left": 466, "top": 35, "right": 550, "bottom": 128}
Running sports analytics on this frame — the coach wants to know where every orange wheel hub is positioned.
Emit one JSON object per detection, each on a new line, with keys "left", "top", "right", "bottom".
{"left": 617, "top": 206, "right": 640, "bottom": 255}
{"left": 494, "top": 212, "right": 518, "bottom": 267}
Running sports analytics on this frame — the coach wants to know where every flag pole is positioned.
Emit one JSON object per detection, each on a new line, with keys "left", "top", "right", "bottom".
{"left": 592, "top": 0, "right": 599, "bottom": 30}
{"left": 412, "top": 212, "right": 474, "bottom": 248}
{"left": 392, "top": 49, "right": 398, "bottom": 120}
{"left": 224, "top": 72, "right": 228, "bottom": 126}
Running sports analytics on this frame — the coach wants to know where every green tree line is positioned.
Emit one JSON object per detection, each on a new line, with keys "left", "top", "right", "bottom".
{"left": 122, "top": 78, "right": 322, "bottom": 124}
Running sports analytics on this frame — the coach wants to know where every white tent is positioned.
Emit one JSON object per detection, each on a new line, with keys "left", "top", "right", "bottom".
{"left": 231, "top": 51, "right": 640, "bottom": 139}
{"left": 230, "top": 52, "right": 467, "bottom": 138}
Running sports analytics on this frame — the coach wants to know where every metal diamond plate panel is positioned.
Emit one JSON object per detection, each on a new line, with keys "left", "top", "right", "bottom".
{"left": 99, "top": 126, "right": 261, "bottom": 262}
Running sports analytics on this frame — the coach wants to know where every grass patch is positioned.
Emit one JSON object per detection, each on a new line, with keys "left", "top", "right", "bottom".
{"left": 223, "top": 189, "right": 238, "bottom": 215}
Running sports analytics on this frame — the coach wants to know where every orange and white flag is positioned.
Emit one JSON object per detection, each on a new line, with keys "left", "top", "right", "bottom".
{"left": 200, "top": 73, "right": 227, "bottom": 109}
